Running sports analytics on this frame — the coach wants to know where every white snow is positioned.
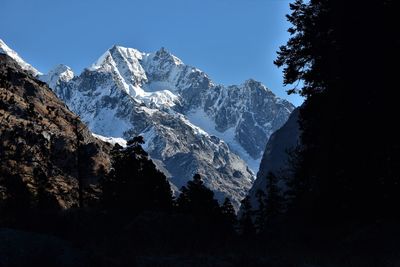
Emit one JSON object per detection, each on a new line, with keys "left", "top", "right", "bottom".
{"left": 187, "top": 108, "right": 260, "bottom": 173}
{"left": 0, "top": 39, "right": 42, "bottom": 76}
{"left": 89, "top": 50, "right": 111, "bottom": 71}
{"left": 39, "top": 64, "right": 74, "bottom": 89}
{"left": 87, "top": 45, "right": 183, "bottom": 108}
{"left": 140, "top": 90, "right": 180, "bottom": 108}
{"left": 92, "top": 133, "right": 127, "bottom": 147}
{"left": 140, "top": 127, "right": 157, "bottom": 151}
{"left": 143, "top": 81, "right": 176, "bottom": 92}
{"left": 87, "top": 107, "right": 132, "bottom": 138}
{"left": 179, "top": 114, "right": 210, "bottom": 137}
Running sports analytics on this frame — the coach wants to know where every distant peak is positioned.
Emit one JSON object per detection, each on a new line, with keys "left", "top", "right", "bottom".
{"left": 89, "top": 44, "right": 147, "bottom": 71}
{"left": 155, "top": 47, "right": 175, "bottom": 59}
{"left": 51, "top": 64, "right": 72, "bottom": 73}
{"left": 153, "top": 47, "right": 183, "bottom": 66}
{"left": 108, "top": 44, "right": 142, "bottom": 55}
{"left": 156, "top": 47, "right": 168, "bottom": 54}
{"left": 109, "top": 44, "right": 123, "bottom": 52}
{"left": 243, "top": 79, "right": 261, "bottom": 87}
{"left": 39, "top": 64, "right": 74, "bottom": 89}
{"left": 0, "top": 38, "right": 41, "bottom": 76}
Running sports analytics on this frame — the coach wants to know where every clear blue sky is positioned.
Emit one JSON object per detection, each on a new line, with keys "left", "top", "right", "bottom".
{"left": 0, "top": 0, "right": 303, "bottom": 106}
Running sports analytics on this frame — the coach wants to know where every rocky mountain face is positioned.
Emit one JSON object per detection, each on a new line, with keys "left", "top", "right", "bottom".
{"left": 36, "top": 45, "right": 294, "bottom": 209}
{"left": 0, "top": 39, "right": 294, "bottom": 209}
{"left": 0, "top": 53, "right": 111, "bottom": 209}
{"left": 245, "top": 108, "right": 301, "bottom": 209}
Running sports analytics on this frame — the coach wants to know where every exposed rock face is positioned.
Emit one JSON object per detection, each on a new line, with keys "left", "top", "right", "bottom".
{"left": 245, "top": 108, "right": 301, "bottom": 209}
{"left": 0, "top": 54, "right": 111, "bottom": 209}
{"left": 40, "top": 45, "right": 294, "bottom": 209}
{"left": 200, "top": 79, "right": 294, "bottom": 161}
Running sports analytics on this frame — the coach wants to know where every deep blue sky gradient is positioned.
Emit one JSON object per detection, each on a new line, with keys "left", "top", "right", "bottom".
{"left": 0, "top": 0, "right": 303, "bottom": 106}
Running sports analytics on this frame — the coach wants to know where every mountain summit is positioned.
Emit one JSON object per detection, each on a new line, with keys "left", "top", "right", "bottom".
{"left": 0, "top": 39, "right": 294, "bottom": 209}
{"left": 40, "top": 44, "right": 294, "bottom": 208}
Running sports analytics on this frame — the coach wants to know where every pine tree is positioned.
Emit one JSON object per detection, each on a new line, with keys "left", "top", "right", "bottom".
{"left": 265, "top": 172, "right": 284, "bottom": 222}
{"left": 254, "top": 189, "right": 267, "bottom": 233}
{"left": 274, "top": 0, "right": 398, "bottom": 223}
{"left": 176, "top": 174, "right": 228, "bottom": 243}
{"left": 176, "top": 174, "right": 220, "bottom": 216}
{"left": 101, "top": 136, "right": 173, "bottom": 215}
{"left": 239, "top": 196, "right": 255, "bottom": 237}
{"left": 220, "top": 197, "right": 237, "bottom": 233}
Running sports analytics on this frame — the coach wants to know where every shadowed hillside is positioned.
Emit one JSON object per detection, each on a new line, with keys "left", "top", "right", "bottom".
{"left": 0, "top": 53, "right": 111, "bottom": 210}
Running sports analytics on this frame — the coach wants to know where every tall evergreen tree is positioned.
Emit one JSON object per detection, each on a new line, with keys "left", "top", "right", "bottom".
{"left": 239, "top": 196, "right": 255, "bottom": 237}
{"left": 275, "top": 0, "right": 399, "bottom": 224}
{"left": 265, "top": 172, "right": 284, "bottom": 222}
{"left": 254, "top": 189, "right": 266, "bottom": 233}
{"left": 220, "top": 197, "right": 237, "bottom": 233}
{"left": 101, "top": 136, "right": 173, "bottom": 215}
{"left": 176, "top": 174, "right": 220, "bottom": 216}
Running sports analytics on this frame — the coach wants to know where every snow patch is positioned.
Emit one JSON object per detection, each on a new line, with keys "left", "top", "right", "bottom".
{"left": 85, "top": 107, "right": 132, "bottom": 138}
{"left": 141, "top": 90, "right": 179, "bottom": 108}
{"left": 140, "top": 127, "right": 156, "bottom": 151}
{"left": 92, "top": 133, "right": 127, "bottom": 147}
{"left": 187, "top": 108, "right": 260, "bottom": 173}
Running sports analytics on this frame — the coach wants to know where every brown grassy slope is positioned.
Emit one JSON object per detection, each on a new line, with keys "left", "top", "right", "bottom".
{"left": 0, "top": 54, "right": 111, "bottom": 209}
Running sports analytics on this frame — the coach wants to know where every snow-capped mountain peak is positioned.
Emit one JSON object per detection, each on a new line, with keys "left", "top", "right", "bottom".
{"left": 0, "top": 39, "right": 42, "bottom": 76}
{"left": 41, "top": 45, "right": 295, "bottom": 209}
{"left": 88, "top": 45, "right": 148, "bottom": 98}
{"left": 152, "top": 47, "right": 183, "bottom": 66}
{"left": 3, "top": 41, "right": 295, "bottom": 210}
{"left": 39, "top": 64, "right": 74, "bottom": 89}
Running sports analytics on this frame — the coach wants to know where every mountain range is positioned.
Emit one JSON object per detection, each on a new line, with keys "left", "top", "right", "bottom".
{"left": 0, "top": 39, "right": 294, "bottom": 208}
